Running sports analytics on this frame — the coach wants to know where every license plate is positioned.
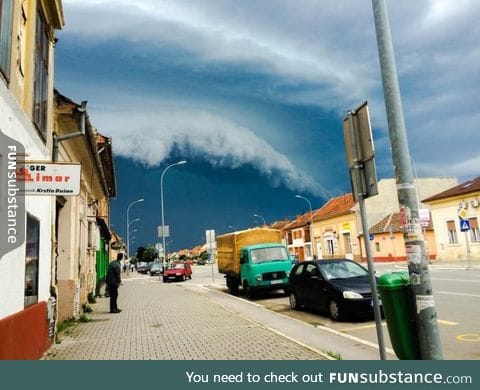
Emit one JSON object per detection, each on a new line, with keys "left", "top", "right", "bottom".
{"left": 270, "top": 280, "right": 283, "bottom": 285}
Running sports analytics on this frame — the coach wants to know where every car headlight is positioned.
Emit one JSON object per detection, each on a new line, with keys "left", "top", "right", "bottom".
{"left": 286, "top": 271, "right": 290, "bottom": 277}
{"left": 343, "top": 291, "right": 363, "bottom": 299}
{"left": 256, "top": 275, "right": 262, "bottom": 282}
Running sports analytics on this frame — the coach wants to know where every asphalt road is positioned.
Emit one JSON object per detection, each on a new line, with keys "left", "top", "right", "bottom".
{"left": 189, "top": 263, "right": 480, "bottom": 360}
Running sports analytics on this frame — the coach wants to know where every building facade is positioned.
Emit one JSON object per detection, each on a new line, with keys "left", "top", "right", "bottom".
{"left": 0, "top": 0, "right": 64, "bottom": 359}
{"left": 423, "top": 177, "right": 480, "bottom": 261}
{"left": 53, "top": 90, "right": 116, "bottom": 322}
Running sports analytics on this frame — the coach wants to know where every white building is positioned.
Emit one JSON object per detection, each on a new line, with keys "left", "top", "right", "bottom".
{"left": 0, "top": 1, "right": 64, "bottom": 359}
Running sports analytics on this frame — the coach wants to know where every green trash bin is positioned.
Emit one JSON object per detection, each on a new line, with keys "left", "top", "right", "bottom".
{"left": 378, "top": 271, "right": 420, "bottom": 360}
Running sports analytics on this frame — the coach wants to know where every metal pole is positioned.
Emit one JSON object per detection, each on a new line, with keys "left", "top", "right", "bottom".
{"left": 160, "top": 161, "right": 187, "bottom": 279}
{"left": 253, "top": 214, "right": 266, "bottom": 226}
{"left": 465, "top": 231, "right": 471, "bottom": 269}
{"left": 372, "top": 0, "right": 443, "bottom": 359}
{"left": 296, "top": 195, "right": 316, "bottom": 259}
{"left": 347, "top": 113, "right": 387, "bottom": 360}
{"left": 126, "top": 199, "right": 144, "bottom": 260}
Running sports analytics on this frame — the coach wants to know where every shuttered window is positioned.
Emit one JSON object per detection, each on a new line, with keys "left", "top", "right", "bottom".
{"left": 469, "top": 218, "right": 479, "bottom": 243}
{"left": 0, "top": 0, "right": 13, "bottom": 80}
{"left": 33, "top": 8, "right": 50, "bottom": 140}
{"left": 447, "top": 220, "right": 458, "bottom": 244}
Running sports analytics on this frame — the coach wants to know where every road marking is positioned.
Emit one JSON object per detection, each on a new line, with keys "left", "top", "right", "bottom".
{"left": 456, "top": 334, "right": 480, "bottom": 342}
{"left": 340, "top": 319, "right": 457, "bottom": 333}
{"left": 200, "top": 286, "right": 396, "bottom": 357}
{"left": 437, "top": 319, "right": 459, "bottom": 326}
{"left": 340, "top": 323, "right": 386, "bottom": 332}
{"left": 438, "top": 291, "right": 480, "bottom": 298}
{"left": 431, "top": 278, "right": 480, "bottom": 283}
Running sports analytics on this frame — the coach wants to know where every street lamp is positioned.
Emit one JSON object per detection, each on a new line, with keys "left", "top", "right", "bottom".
{"left": 126, "top": 198, "right": 144, "bottom": 259}
{"left": 295, "top": 194, "right": 316, "bottom": 259}
{"left": 253, "top": 214, "right": 266, "bottom": 226}
{"left": 228, "top": 225, "right": 237, "bottom": 231}
{"left": 160, "top": 160, "right": 187, "bottom": 273}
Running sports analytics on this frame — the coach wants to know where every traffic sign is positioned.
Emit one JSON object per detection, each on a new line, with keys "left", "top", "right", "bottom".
{"left": 369, "top": 234, "right": 374, "bottom": 241}
{"left": 460, "top": 219, "right": 470, "bottom": 232}
{"left": 458, "top": 208, "right": 467, "bottom": 220}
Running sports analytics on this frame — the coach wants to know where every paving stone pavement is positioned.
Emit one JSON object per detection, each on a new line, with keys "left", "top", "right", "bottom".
{"left": 42, "top": 277, "right": 326, "bottom": 360}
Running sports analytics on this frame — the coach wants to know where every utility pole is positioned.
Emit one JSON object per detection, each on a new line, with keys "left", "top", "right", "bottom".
{"left": 371, "top": 0, "right": 443, "bottom": 359}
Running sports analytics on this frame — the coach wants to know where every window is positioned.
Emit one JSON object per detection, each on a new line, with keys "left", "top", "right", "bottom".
{"left": 286, "top": 231, "right": 292, "bottom": 245}
{"left": 33, "top": 8, "right": 50, "bottom": 139}
{"left": 470, "top": 218, "right": 480, "bottom": 243}
{"left": 375, "top": 242, "right": 380, "bottom": 252}
{"left": 0, "top": 0, "right": 13, "bottom": 79}
{"left": 250, "top": 246, "right": 289, "bottom": 264}
{"left": 304, "top": 227, "right": 311, "bottom": 243}
{"left": 305, "top": 263, "right": 319, "bottom": 277}
{"left": 447, "top": 220, "right": 458, "bottom": 244}
{"left": 25, "top": 214, "right": 40, "bottom": 307}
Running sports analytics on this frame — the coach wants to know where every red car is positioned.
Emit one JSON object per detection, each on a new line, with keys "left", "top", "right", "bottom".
{"left": 163, "top": 262, "right": 192, "bottom": 282}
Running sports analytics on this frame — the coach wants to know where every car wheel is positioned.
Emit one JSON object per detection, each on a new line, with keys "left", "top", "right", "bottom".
{"left": 289, "top": 292, "right": 301, "bottom": 310}
{"left": 329, "top": 300, "right": 343, "bottom": 321}
{"left": 163, "top": 277, "right": 167, "bottom": 283}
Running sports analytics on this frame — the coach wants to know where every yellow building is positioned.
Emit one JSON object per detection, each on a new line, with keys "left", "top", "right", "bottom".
{"left": 423, "top": 177, "right": 480, "bottom": 261}
{"left": 53, "top": 90, "right": 116, "bottom": 322}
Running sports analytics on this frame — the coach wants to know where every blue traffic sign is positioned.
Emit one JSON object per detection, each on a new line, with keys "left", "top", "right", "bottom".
{"left": 460, "top": 218, "right": 470, "bottom": 232}
{"left": 369, "top": 234, "right": 374, "bottom": 241}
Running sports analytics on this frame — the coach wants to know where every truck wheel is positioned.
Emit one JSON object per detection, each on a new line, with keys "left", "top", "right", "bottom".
{"left": 243, "top": 281, "right": 256, "bottom": 300}
{"left": 226, "top": 276, "right": 239, "bottom": 295}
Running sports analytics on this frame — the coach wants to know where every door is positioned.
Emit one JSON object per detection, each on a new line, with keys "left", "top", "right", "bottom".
{"left": 303, "top": 263, "right": 327, "bottom": 308}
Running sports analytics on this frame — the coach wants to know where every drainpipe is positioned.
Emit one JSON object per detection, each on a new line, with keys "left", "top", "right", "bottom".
{"left": 52, "top": 100, "right": 87, "bottom": 161}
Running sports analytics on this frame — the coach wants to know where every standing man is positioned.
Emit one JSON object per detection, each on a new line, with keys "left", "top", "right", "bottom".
{"left": 106, "top": 253, "right": 123, "bottom": 313}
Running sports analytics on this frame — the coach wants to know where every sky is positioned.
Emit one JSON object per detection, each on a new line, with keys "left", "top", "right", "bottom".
{"left": 54, "top": 0, "right": 480, "bottom": 254}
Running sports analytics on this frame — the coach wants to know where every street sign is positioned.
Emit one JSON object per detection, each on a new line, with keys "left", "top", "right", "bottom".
{"left": 460, "top": 219, "right": 470, "bottom": 232}
{"left": 343, "top": 101, "right": 378, "bottom": 200}
{"left": 157, "top": 225, "right": 170, "bottom": 238}
{"left": 205, "top": 229, "right": 215, "bottom": 244}
{"left": 16, "top": 162, "right": 81, "bottom": 195}
{"left": 458, "top": 208, "right": 467, "bottom": 220}
{"left": 369, "top": 234, "right": 374, "bottom": 241}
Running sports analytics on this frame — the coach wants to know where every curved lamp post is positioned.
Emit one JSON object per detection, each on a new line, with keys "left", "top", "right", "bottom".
{"left": 253, "top": 214, "right": 266, "bottom": 226}
{"left": 126, "top": 199, "right": 144, "bottom": 259}
{"left": 295, "top": 194, "right": 316, "bottom": 259}
{"left": 160, "top": 160, "right": 187, "bottom": 272}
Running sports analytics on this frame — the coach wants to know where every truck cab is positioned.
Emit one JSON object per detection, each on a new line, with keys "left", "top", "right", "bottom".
{"left": 238, "top": 243, "right": 292, "bottom": 298}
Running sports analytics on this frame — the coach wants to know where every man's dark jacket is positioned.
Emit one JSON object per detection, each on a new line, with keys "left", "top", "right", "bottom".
{"left": 106, "top": 260, "right": 122, "bottom": 286}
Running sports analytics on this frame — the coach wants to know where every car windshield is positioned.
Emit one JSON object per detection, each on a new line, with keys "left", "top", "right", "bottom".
{"left": 319, "top": 261, "right": 368, "bottom": 280}
{"left": 170, "top": 263, "right": 184, "bottom": 269}
{"left": 250, "top": 246, "right": 289, "bottom": 264}
{"left": 151, "top": 263, "right": 160, "bottom": 269}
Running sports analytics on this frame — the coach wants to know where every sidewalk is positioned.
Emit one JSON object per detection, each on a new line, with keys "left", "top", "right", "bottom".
{"left": 42, "top": 276, "right": 329, "bottom": 360}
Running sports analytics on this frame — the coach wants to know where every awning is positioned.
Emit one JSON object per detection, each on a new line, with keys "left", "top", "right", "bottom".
{"left": 96, "top": 217, "right": 111, "bottom": 241}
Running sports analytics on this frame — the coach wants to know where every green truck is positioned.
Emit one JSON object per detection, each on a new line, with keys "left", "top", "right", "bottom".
{"left": 216, "top": 228, "right": 292, "bottom": 299}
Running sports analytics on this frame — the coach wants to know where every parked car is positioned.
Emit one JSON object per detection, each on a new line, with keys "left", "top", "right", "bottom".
{"left": 137, "top": 263, "right": 153, "bottom": 274}
{"left": 149, "top": 262, "right": 163, "bottom": 276}
{"left": 288, "top": 259, "right": 380, "bottom": 321}
{"left": 163, "top": 262, "right": 192, "bottom": 282}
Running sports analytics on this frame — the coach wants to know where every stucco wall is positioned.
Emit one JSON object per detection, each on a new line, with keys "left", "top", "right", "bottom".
{"left": 429, "top": 197, "right": 480, "bottom": 261}
{"left": 0, "top": 81, "right": 53, "bottom": 319}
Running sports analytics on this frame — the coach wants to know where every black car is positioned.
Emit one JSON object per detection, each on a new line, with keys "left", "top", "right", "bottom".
{"left": 288, "top": 259, "right": 379, "bottom": 321}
